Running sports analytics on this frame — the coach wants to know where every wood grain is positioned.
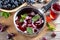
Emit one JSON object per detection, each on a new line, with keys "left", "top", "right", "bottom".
{"left": 0, "top": 12, "right": 55, "bottom": 40}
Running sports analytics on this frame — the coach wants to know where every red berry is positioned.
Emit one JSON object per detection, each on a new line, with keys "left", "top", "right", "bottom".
{"left": 18, "top": 26, "right": 26, "bottom": 32}
{"left": 51, "top": 32, "right": 56, "bottom": 37}
{"left": 0, "top": 23, "right": 8, "bottom": 32}
{"left": 34, "top": 29, "right": 37, "bottom": 32}
{"left": 42, "top": 37, "right": 47, "bottom": 40}
{"left": 7, "top": 34, "right": 12, "bottom": 39}
{"left": 7, "top": 33, "right": 16, "bottom": 39}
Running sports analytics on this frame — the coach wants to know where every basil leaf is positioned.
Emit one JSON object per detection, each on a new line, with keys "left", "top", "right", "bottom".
{"left": 32, "top": 14, "right": 40, "bottom": 22}
{"left": 27, "top": 27, "right": 33, "bottom": 34}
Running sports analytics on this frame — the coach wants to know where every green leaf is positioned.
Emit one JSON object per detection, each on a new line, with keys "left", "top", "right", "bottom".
{"left": 20, "top": 18, "right": 24, "bottom": 22}
{"left": 20, "top": 14, "right": 27, "bottom": 22}
{"left": 21, "top": 13, "right": 27, "bottom": 19}
{"left": 0, "top": 12, "right": 3, "bottom": 16}
{"left": 48, "top": 27, "right": 55, "bottom": 31}
{"left": 46, "top": 23, "right": 50, "bottom": 27}
{"left": 27, "top": 27, "right": 33, "bottom": 34}
{"left": 2, "top": 12, "right": 10, "bottom": 18}
{"left": 32, "top": 14, "right": 40, "bottom": 22}
{"left": 0, "top": 11, "right": 10, "bottom": 18}
{"left": 46, "top": 23, "right": 56, "bottom": 31}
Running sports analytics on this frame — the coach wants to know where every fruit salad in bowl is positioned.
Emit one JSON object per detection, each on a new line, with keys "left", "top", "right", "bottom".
{"left": 14, "top": 6, "right": 46, "bottom": 37}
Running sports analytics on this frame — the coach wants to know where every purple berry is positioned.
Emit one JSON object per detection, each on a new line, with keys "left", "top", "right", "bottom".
{"left": 42, "top": 37, "right": 47, "bottom": 40}
{"left": 0, "top": 24, "right": 3, "bottom": 32}
{"left": 7, "top": 33, "right": 15, "bottom": 39}
{"left": 0, "top": 23, "right": 8, "bottom": 32}
{"left": 51, "top": 32, "right": 56, "bottom": 37}
{"left": 10, "top": 33, "right": 16, "bottom": 37}
{"left": 7, "top": 34, "right": 12, "bottom": 39}
{"left": 1, "top": 25, "right": 8, "bottom": 32}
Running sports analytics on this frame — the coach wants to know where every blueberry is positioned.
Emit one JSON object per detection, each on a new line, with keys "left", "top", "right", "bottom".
{"left": 18, "top": 0, "right": 25, "bottom": 3}
{"left": 4, "top": 5, "right": 8, "bottom": 8}
{"left": 0, "top": 4, "right": 2, "bottom": 7}
{"left": 11, "top": 0, "right": 15, "bottom": 3}
{"left": 1, "top": 1, "right": 4, "bottom": 5}
{"left": 0, "top": 1, "right": 2, "bottom": 4}
{"left": 18, "top": 2, "right": 22, "bottom": 5}
{"left": 2, "top": 0, "right": 5, "bottom": 2}
{"left": 7, "top": 4, "right": 11, "bottom": 7}
{"left": 26, "top": 0, "right": 31, "bottom": 3}
{"left": 14, "top": 1, "right": 18, "bottom": 6}
{"left": 0, "top": 0, "right": 23, "bottom": 10}
{"left": 0, "top": 1, "right": 2, "bottom": 3}
{"left": 4, "top": 1, "right": 9, "bottom": 4}
{"left": 12, "top": 4, "right": 16, "bottom": 8}
{"left": 31, "top": 0, "right": 36, "bottom": 4}
{"left": 7, "top": 0, "right": 10, "bottom": 2}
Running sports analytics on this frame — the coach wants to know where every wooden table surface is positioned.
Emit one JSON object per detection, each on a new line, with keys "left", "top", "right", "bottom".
{"left": 0, "top": 0, "right": 60, "bottom": 40}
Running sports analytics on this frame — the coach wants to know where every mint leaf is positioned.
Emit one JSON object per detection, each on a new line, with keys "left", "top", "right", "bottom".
{"left": 20, "top": 14, "right": 27, "bottom": 22}
{"left": 32, "top": 14, "right": 40, "bottom": 22}
{"left": 0, "top": 12, "right": 3, "bottom": 16}
{"left": 27, "top": 27, "right": 33, "bottom": 34}
{"left": 20, "top": 18, "right": 24, "bottom": 22}
{"left": 3, "top": 12, "right": 10, "bottom": 18}
{"left": 46, "top": 23, "right": 50, "bottom": 27}
{"left": 21, "top": 14, "right": 27, "bottom": 19}
{"left": 46, "top": 23, "right": 56, "bottom": 31}
{"left": 0, "top": 11, "right": 10, "bottom": 18}
{"left": 48, "top": 27, "right": 55, "bottom": 31}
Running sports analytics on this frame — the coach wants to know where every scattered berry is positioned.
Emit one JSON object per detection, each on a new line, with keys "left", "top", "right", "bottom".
{"left": 7, "top": 33, "right": 16, "bottom": 39}
{"left": 7, "top": 34, "right": 12, "bottom": 39}
{"left": 0, "top": 23, "right": 8, "bottom": 32}
{"left": 51, "top": 32, "right": 56, "bottom": 37}
{"left": 42, "top": 37, "right": 47, "bottom": 40}
{"left": 0, "top": 25, "right": 8, "bottom": 32}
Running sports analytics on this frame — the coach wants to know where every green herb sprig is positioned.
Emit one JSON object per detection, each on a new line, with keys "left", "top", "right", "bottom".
{"left": 20, "top": 14, "right": 27, "bottom": 22}
{"left": 27, "top": 27, "right": 33, "bottom": 34}
{"left": 46, "top": 22, "right": 56, "bottom": 31}
{"left": 0, "top": 11, "right": 10, "bottom": 18}
{"left": 32, "top": 14, "right": 40, "bottom": 22}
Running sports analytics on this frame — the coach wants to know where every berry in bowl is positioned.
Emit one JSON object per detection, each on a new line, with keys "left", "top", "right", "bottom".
{"left": 14, "top": 6, "right": 46, "bottom": 37}
{"left": 0, "top": 0, "right": 27, "bottom": 12}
